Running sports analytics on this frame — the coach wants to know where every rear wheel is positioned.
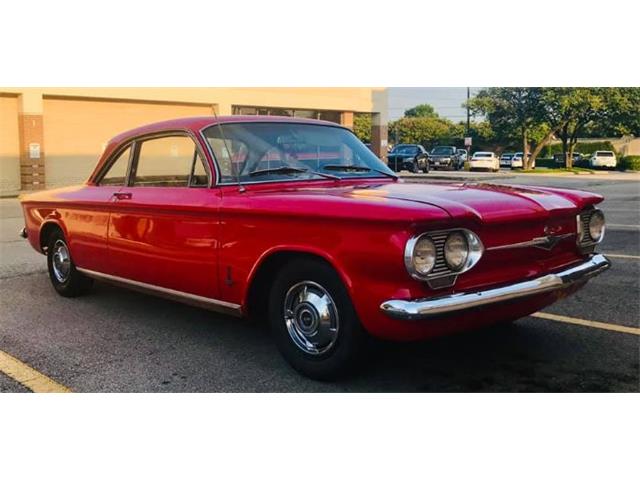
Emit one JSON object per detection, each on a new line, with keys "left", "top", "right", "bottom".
{"left": 46, "top": 229, "right": 93, "bottom": 297}
{"left": 268, "top": 258, "right": 368, "bottom": 380}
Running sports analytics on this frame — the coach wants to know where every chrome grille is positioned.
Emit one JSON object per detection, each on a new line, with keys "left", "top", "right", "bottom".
{"left": 578, "top": 209, "right": 596, "bottom": 246}
{"left": 429, "top": 232, "right": 454, "bottom": 277}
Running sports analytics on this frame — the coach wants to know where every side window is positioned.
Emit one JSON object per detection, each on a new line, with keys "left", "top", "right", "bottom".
{"left": 208, "top": 138, "right": 249, "bottom": 183}
{"left": 190, "top": 152, "right": 209, "bottom": 187}
{"left": 132, "top": 135, "right": 208, "bottom": 188}
{"left": 99, "top": 146, "right": 131, "bottom": 186}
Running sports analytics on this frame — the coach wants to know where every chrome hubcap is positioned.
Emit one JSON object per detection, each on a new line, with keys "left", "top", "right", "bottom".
{"left": 52, "top": 239, "right": 71, "bottom": 283}
{"left": 284, "top": 281, "right": 339, "bottom": 355}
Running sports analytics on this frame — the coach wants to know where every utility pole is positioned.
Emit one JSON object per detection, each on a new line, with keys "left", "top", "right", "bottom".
{"left": 466, "top": 87, "right": 470, "bottom": 135}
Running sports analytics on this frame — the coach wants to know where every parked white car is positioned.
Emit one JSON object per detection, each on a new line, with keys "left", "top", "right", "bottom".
{"left": 511, "top": 152, "right": 534, "bottom": 169}
{"left": 469, "top": 151, "right": 499, "bottom": 172}
{"left": 589, "top": 151, "right": 617, "bottom": 168}
{"left": 500, "top": 153, "right": 514, "bottom": 167}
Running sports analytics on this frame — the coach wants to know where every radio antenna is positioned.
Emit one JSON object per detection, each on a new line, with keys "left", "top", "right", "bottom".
{"left": 212, "top": 108, "right": 245, "bottom": 192}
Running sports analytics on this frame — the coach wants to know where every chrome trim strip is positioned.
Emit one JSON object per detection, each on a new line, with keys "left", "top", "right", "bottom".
{"left": 487, "top": 233, "right": 574, "bottom": 251}
{"left": 76, "top": 268, "right": 242, "bottom": 317}
{"left": 380, "top": 254, "right": 611, "bottom": 321}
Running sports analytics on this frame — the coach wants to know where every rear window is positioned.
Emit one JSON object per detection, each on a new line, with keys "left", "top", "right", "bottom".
{"left": 597, "top": 151, "right": 614, "bottom": 157}
{"left": 474, "top": 153, "right": 492, "bottom": 158}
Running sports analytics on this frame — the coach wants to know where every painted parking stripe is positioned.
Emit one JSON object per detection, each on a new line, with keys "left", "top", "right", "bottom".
{"left": 532, "top": 312, "right": 640, "bottom": 336}
{"left": 604, "top": 253, "right": 640, "bottom": 260}
{"left": 0, "top": 350, "right": 71, "bottom": 393}
{"left": 607, "top": 224, "right": 640, "bottom": 230}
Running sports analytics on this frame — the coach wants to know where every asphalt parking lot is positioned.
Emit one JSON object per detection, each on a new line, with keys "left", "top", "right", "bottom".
{"left": 1, "top": 171, "right": 638, "bottom": 392}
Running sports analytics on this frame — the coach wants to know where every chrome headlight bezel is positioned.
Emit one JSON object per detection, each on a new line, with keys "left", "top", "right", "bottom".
{"left": 404, "top": 228, "right": 484, "bottom": 286}
{"left": 577, "top": 208, "right": 606, "bottom": 250}
{"left": 404, "top": 236, "right": 437, "bottom": 277}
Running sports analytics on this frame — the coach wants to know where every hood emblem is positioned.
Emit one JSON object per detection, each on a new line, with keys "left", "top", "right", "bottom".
{"left": 532, "top": 235, "right": 561, "bottom": 250}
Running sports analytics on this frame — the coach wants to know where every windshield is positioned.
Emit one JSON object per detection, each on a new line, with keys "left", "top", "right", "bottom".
{"left": 501, "top": 154, "right": 513, "bottom": 158}
{"left": 473, "top": 153, "right": 492, "bottom": 158}
{"left": 597, "top": 151, "right": 614, "bottom": 157}
{"left": 391, "top": 145, "right": 419, "bottom": 155}
{"left": 203, "top": 122, "right": 395, "bottom": 183}
{"left": 431, "top": 146, "right": 455, "bottom": 156}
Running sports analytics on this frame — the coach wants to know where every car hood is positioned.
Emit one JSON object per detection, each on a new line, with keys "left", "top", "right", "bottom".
{"left": 388, "top": 153, "right": 415, "bottom": 158}
{"left": 337, "top": 181, "right": 601, "bottom": 224}
{"left": 230, "top": 180, "right": 602, "bottom": 226}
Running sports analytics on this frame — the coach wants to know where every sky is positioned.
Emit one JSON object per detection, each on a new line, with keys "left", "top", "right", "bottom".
{"left": 387, "top": 87, "right": 482, "bottom": 122}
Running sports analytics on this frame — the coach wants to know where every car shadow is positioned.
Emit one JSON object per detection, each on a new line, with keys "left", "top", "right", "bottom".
{"left": 75, "top": 282, "right": 636, "bottom": 393}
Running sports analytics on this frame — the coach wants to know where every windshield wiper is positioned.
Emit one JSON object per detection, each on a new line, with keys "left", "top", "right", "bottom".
{"left": 249, "top": 166, "right": 341, "bottom": 181}
{"left": 322, "top": 164, "right": 398, "bottom": 180}
{"left": 249, "top": 166, "right": 308, "bottom": 177}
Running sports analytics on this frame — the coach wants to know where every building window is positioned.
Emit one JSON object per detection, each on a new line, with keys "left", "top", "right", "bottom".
{"left": 233, "top": 106, "right": 341, "bottom": 124}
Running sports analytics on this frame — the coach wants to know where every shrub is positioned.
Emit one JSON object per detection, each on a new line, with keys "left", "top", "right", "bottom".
{"left": 541, "top": 141, "right": 617, "bottom": 157}
{"left": 535, "top": 158, "right": 556, "bottom": 168}
{"left": 619, "top": 155, "right": 640, "bottom": 171}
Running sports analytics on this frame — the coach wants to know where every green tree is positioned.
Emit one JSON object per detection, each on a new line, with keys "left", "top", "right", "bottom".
{"left": 353, "top": 113, "right": 372, "bottom": 143}
{"left": 468, "top": 88, "right": 545, "bottom": 169}
{"left": 388, "top": 117, "right": 457, "bottom": 145}
{"left": 404, "top": 103, "right": 439, "bottom": 118}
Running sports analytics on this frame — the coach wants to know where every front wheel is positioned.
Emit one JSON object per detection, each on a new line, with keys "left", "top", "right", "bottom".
{"left": 268, "top": 258, "right": 368, "bottom": 380}
{"left": 46, "top": 229, "right": 93, "bottom": 297}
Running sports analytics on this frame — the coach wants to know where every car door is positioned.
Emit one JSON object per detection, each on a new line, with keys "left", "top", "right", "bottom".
{"left": 107, "top": 132, "right": 221, "bottom": 299}
{"left": 64, "top": 144, "right": 133, "bottom": 274}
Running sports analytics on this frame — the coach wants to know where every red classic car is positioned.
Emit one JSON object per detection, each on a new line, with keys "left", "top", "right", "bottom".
{"left": 19, "top": 116, "right": 610, "bottom": 379}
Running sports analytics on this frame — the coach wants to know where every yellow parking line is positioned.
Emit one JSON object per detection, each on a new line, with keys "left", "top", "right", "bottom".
{"left": 532, "top": 312, "right": 640, "bottom": 336}
{"left": 604, "top": 253, "right": 640, "bottom": 260}
{"left": 607, "top": 224, "right": 640, "bottom": 229}
{"left": 0, "top": 350, "right": 71, "bottom": 393}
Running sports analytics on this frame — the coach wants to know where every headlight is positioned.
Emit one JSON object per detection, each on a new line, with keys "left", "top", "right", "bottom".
{"left": 412, "top": 237, "right": 436, "bottom": 275}
{"left": 588, "top": 210, "right": 605, "bottom": 242}
{"left": 404, "top": 229, "right": 484, "bottom": 284}
{"left": 444, "top": 232, "right": 469, "bottom": 270}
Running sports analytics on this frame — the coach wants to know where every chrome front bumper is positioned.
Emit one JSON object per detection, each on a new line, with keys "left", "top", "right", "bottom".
{"left": 380, "top": 254, "right": 611, "bottom": 321}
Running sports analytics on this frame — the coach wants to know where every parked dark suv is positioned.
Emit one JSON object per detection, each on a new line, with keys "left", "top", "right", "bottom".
{"left": 429, "top": 146, "right": 464, "bottom": 170}
{"left": 387, "top": 144, "right": 429, "bottom": 173}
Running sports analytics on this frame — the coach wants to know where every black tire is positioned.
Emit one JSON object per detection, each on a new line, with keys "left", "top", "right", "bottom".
{"left": 408, "top": 161, "right": 417, "bottom": 173}
{"left": 422, "top": 165, "right": 429, "bottom": 174}
{"left": 268, "top": 258, "right": 368, "bottom": 380}
{"left": 46, "top": 229, "right": 93, "bottom": 297}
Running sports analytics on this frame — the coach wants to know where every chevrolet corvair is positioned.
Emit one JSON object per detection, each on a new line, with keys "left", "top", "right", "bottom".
{"left": 20, "top": 116, "right": 610, "bottom": 379}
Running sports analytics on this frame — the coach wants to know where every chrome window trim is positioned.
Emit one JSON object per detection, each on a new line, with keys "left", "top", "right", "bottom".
{"left": 76, "top": 268, "right": 242, "bottom": 317}
{"left": 95, "top": 129, "right": 213, "bottom": 188}
{"left": 94, "top": 142, "right": 135, "bottom": 186}
{"left": 127, "top": 130, "right": 213, "bottom": 188}
{"left": 404, "top": 228, "right": 484, "bottom": 284}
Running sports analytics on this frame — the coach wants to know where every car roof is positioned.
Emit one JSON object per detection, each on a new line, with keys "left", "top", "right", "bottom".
{"left": 109, "top": 115, "right": 344, "bottom": 145}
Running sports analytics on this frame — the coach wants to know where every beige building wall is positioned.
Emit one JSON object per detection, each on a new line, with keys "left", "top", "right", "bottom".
{"left": 0, "top": 95, "right": 21, "bottom": 195}
{"left": 0, "top": 88, "right": 387, "bottom": 193}
{"left": 43, "top": 97, "right": 213, "bottom": 188}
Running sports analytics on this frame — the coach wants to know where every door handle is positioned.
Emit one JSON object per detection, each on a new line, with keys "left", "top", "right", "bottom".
{"left": 112, "top": 192, "right": 132, "bottom": 201}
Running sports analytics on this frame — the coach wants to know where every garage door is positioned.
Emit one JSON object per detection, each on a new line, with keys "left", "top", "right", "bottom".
{"left": 0, "top": 95, "right": 21, "bottom": 195}
{"left": 43, "top": 98, "right": 213, "bottom": 188}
